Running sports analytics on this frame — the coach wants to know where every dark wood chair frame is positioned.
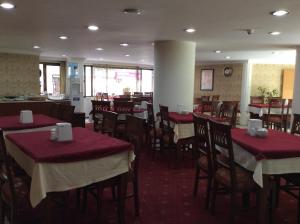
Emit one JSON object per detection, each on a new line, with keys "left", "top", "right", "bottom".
{"left": 91, "top": 100, "right": 111, "bottom": 132}
{"left": 146, "top": 103, "right": 161, "bottom": 157}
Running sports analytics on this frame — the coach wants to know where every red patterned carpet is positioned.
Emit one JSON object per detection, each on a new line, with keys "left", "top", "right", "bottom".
{"left": 50, "top": 123, "right": 297, "bottom": 224}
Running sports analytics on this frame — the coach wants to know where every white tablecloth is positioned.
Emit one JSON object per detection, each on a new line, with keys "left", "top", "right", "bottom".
{"left": 173, "top": 123, "right": 194, "bottom": 143}
{"left": 248, "top": 106, "right": 291, "bottom": 117}
{"left": 5, "top": 132, "right": 134, "bottom": 207}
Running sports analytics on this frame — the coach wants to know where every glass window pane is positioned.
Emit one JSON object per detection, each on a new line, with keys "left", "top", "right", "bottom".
{"left": 141, "top": 69, "right": 154, "bottom": 92}
{"left": 46, "top": 65, "right": 60, "bottom": 95}
{"left": 107, "top": 68, "right": 137, "bottom": 95}
{"left": 93, "top": 67, "right": 107, "bottom": 96}
{"left": 39, "top": 64, "right": 44, "bottom": 93}
{"left": 85, "top": 66, "right": 92, "bottom": 96}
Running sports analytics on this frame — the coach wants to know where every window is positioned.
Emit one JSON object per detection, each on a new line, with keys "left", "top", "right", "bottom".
{"left": 84, "top": 66, "right": 153, "bottom": 97}
{"left": 39, "top": 63, "right": 61, "bottom": 95}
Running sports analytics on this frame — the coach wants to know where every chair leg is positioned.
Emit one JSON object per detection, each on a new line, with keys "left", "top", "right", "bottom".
{"left": 242, "top": 193, "right": 250, "bottom": 208}
{"left": 81, "top": 188, "right": 88, "bottom": 212}
{"left": 298, "top": 190, "right": 300, "bottom": 224}
{"left": 205, "top": 176, "right": 212, "bottom": 210}
{"left": 193, "top": 162, "right": 200, "bottom": 197}
{"left": 133, "top": 178, "right": 140, "bottom": 216}
{"left": 0, "top": 200, "right": 5, "bottom": 224}
{"left": 229, "top": 192, "right": 237, "bottom": 224}
{"left": 210, "top": 181, "right": 218, "bottom": 215}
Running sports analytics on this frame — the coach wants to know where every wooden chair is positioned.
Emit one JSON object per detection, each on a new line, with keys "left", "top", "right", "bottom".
{"left": 133, "top": 92, "right": 143, "bottom": 97}
{"left": 101, "top": 93, "right": 109, "bottom": 101}
{"left": 114, "top": 101, "right": 134, "bottom": 137}
{"left": 114, "top": 96, "right": 131, "bottom": 102}
{"left": 250, "top": 96, "right": 264, "bottom": 104}
{"left": 49, "top": 103, "right": 60, "bottom": 119}
{"left": 0, "top": 129, "right": 42, "bottom": 224}
{"left": 212, "top": 95, "right": 220, "bottom": 101}
{"left": 84, "top": 115, "right": 145, "bottom": 218}
{"left": 146, "top": 103, "right": 162, "bottom": 157}
{"left": 58, "top": 104, "right": 75, "bottom": 123}
{"left": 277, "top": 114, "right": 300, "bottom": 223}
{"left": 285, "top": 99, "right": 293, "bottom": 132}
{"left": 100, "top": 111, "right": 118, "bottom": 137}
{"left": 220, "top": 101, "right": 238, "bottom": 127}
{"left": 200, "top": 95, "right": 210, "bottom": 102}
{"left": 91, "top": 100, "right": 111, "bottom": 132}
{"left": 192, "top": 114, "right": 212, "bottom": 209}
{"left": 209, "top": 121, "right": 258, "bottom": 223}
{"left": 211, "top": 101, "right": 222, "bottom": 117}
{"left": 265, "top": 97, "right": 285, "bottom": 131}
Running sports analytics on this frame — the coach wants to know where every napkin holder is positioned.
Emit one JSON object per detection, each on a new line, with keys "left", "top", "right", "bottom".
{"left": 247, "top": 119, "right": 262, "bottom": 136}
{"left": 56, "top": 123, "right": 73, "bottom": 142}
{"left": 19, "top": 110, "right": 33, "bottom": 124}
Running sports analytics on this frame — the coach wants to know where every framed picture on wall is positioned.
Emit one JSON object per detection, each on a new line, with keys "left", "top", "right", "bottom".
{"left": 200, "top": 69, "right": 214, "bottom": 91}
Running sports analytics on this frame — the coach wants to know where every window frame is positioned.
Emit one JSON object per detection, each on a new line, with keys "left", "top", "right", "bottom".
{"left": 39, "top": 62, "right": 61, "bottom": 94}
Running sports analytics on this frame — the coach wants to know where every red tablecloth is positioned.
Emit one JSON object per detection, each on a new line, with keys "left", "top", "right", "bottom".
{"left": 248, "top": 103, "right": 268, "bottom": 108}
{"left": 0, "top": 114, "right": 61, "bottom": 131}
{"left": 6, "top": 127, "right": 132, "bottom": 163}
{"left": 232, "top": 128, "right": 300, "bottom": 160}
{"left": 168, "top": 112, "right": 193, "bottom": 123}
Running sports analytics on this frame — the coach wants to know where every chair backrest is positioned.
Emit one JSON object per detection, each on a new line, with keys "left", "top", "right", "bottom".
{"left": 212, "top": 95, "right": 220, "bottom": 101}
{"left": 144, "top": 92, "right": 153, "bottom": 97}
{"left": 267, "top": 97, "right": 285, "bottom": 116}
{"left": 286, "top": 99, "right": 293, "bottom": 116}
{"left": 0, "top": 129, "right": 17, "bottom": 208}
{"left": 291, "top": 114, "right": 300, "bottom": 135}
{"left": 220, "top": 101, "right": 238, "bottom": 127}
{"left": 159, "top": 105, "right": 172, "bottom": 134}
{"left": 114, "top": 96, "right": 131, "bottom": 102}
{"left": 125, "top": 115, "right": 145, "bottom": 177}
{"left": 123, "top": 92, "right": 131, "bottom": 96}
{"left": 209, "top": 120, "right": 236, "bottom": 187}
{"left": 113, "top": 101, "right": 134, "bottom": 115}
{"left": 193, "top": 114, "right": 212, "bottom": 171}
{"left": 201, "top": 101, "right": 212, "bottom": 113}
{"left": 50, "top": 103, "right": 60, "bottom": 119}
{"left": 101, "top": 93, "right": 109, "bottom": 101}
{"left": 250, "top": 96, "right": 264, "bottom": 104}
{"left": 200, "top": 95, "right": 210, "bottom": 102}
{"left": 211, "top": 101, "right": 222, "bottom": 117}
{"left": 101, "top": 111, "right": 118, "bottom": 137}
{"left": 133, "top": 92, "right": 143, "bottom": 97}
{"left": 91, "top": 100, "right": 111, "bottom": 119}
{"left": 146, "top": 103, "right": 155, "bottom": 129}
{"left": 59, "top": 104, "right": 75, "bottom": 123}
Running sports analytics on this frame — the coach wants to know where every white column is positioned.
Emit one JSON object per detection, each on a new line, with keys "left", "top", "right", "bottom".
{"left": 154, "top": 40, "right": 196, "bottom": 112}
{"left": 292, "top": 47, "right": 300, "bottom": 114}
{"left": 239, "top": 60, "right": 253, "bottom": 126}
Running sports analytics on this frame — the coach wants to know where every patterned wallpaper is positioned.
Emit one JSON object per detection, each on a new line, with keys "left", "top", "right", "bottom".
{"left": 0, "top": 53, "right": 40, "bottom": 96}
{"left": 251, "top": 64, "right": 295, "bottom": 96}
{"left": 194, "top": 63, "right": 243, "bottom": 101}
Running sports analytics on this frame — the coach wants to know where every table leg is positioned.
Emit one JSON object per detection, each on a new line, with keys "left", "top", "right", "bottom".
{"left": 257, "top": 175, "right": 271, "bottom": 224}
{"left": 117, "top": 172, "right": 128, "bottom": 224}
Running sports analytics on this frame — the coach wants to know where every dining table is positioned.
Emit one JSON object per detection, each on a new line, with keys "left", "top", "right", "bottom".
{"left": 231, "top": 128, "right": 300, "bottom": 224}
{"left": 5, "top": 127, "right": 134, "bottom": 223}
{"left": 248, "top": 103, "right": 291, "bottom": 117}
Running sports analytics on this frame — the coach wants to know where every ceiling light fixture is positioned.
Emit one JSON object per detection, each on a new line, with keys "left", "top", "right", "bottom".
{"left": 225, "top": 56, "right": 231, "bottom": 59}
{"left": 120, "top": 43, "right": 129, "bottom": 47}
{"left": 271, "top": 10, "right": 289, "bottom": 17}
{"left": 0, "top": 2, "right": 15, "bottom": 9}
{"left": 59, "top": 35, "right": 68, "bottom": 40}
{"left": 33, "top": 45, "right": 40, "bottom": 49}
{"left": 215, "top": 50, "right": 222, "bottom": 53}
{"left": 122, "top": 8, "right": 142, "bottom": 15}
{"left": 269, "top": 31, "right": 281, "bottom": 35}
{"left": 184, "top": 28, "right": 196, "bottom": 33}
{"left": 62, "top": 54, "right": 67, "bottom": 57}
{"left": 96, "top": 47, "right": 103, "bottom": 51}
{"left": 125, "top": 54, "right": 130, "bottom": 57}
{"left": 87, "top": 25, "right": 99, "bottom": 31}
{"left": 99, "top": 58, "right": 104, "bottom": 61}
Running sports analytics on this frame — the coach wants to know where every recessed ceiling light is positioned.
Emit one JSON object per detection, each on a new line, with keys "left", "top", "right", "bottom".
{"left": 33, "top": 45, "right": 40, "bottom": 49}
{"left": 215, "top": 50, "right": 222, "bottom": 53}
{"left": 96, "top": 47, "right": 103, "bottom": 51}
{"left": 122, "top": 8, "right": 142, "bottom": 15}
{"left": 0, "top": 2, "right": 15, "bottom": 9}
{"left": 271, "top": 10, "right": 289, "bottom": 17}
{"left": 87, "top": 25, "right": 99, "bottom": 31}
{"left": 62, "top": 54, "right": 67, "bottom": 57}
{"left": 184, "top": 28, "right": 196, "bottom": 33}
{"left": 99, "top": 58, "right": 104, "bottom": 61}
{"left": 140, "top": 59, "right": 145, "bottom": 62}
{"left": 225, "top": 56, "right": 231, "bottom": 59}
{"left": 125, "top": 54, "right": 130, "bottom": 57}
{"left": 120, "top": 43, "right": 129, "bottom": 47}
{"left": 269, "top": 31, "right": 281, "bottom": 35}
{"left": 59, "top": 35, "right": 68, "bottom": 40}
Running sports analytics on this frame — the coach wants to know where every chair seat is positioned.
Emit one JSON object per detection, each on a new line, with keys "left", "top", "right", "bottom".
{"left": 149, "top": 127, "right": 162, "bottom": 138}
{"left": 215, "top": 166, "right": 256, "bottom": 191}
{"left": 268, "top": 115, "right": 283, "bottom": 124}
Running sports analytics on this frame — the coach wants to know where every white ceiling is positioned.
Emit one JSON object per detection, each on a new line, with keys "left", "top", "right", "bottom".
{"left": 0, "top": 0, "right": 299, "bottom": 65}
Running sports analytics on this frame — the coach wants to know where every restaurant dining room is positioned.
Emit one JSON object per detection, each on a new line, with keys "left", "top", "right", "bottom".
{"left": 1, "top": 0, "right": 300, "bottom": 224}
